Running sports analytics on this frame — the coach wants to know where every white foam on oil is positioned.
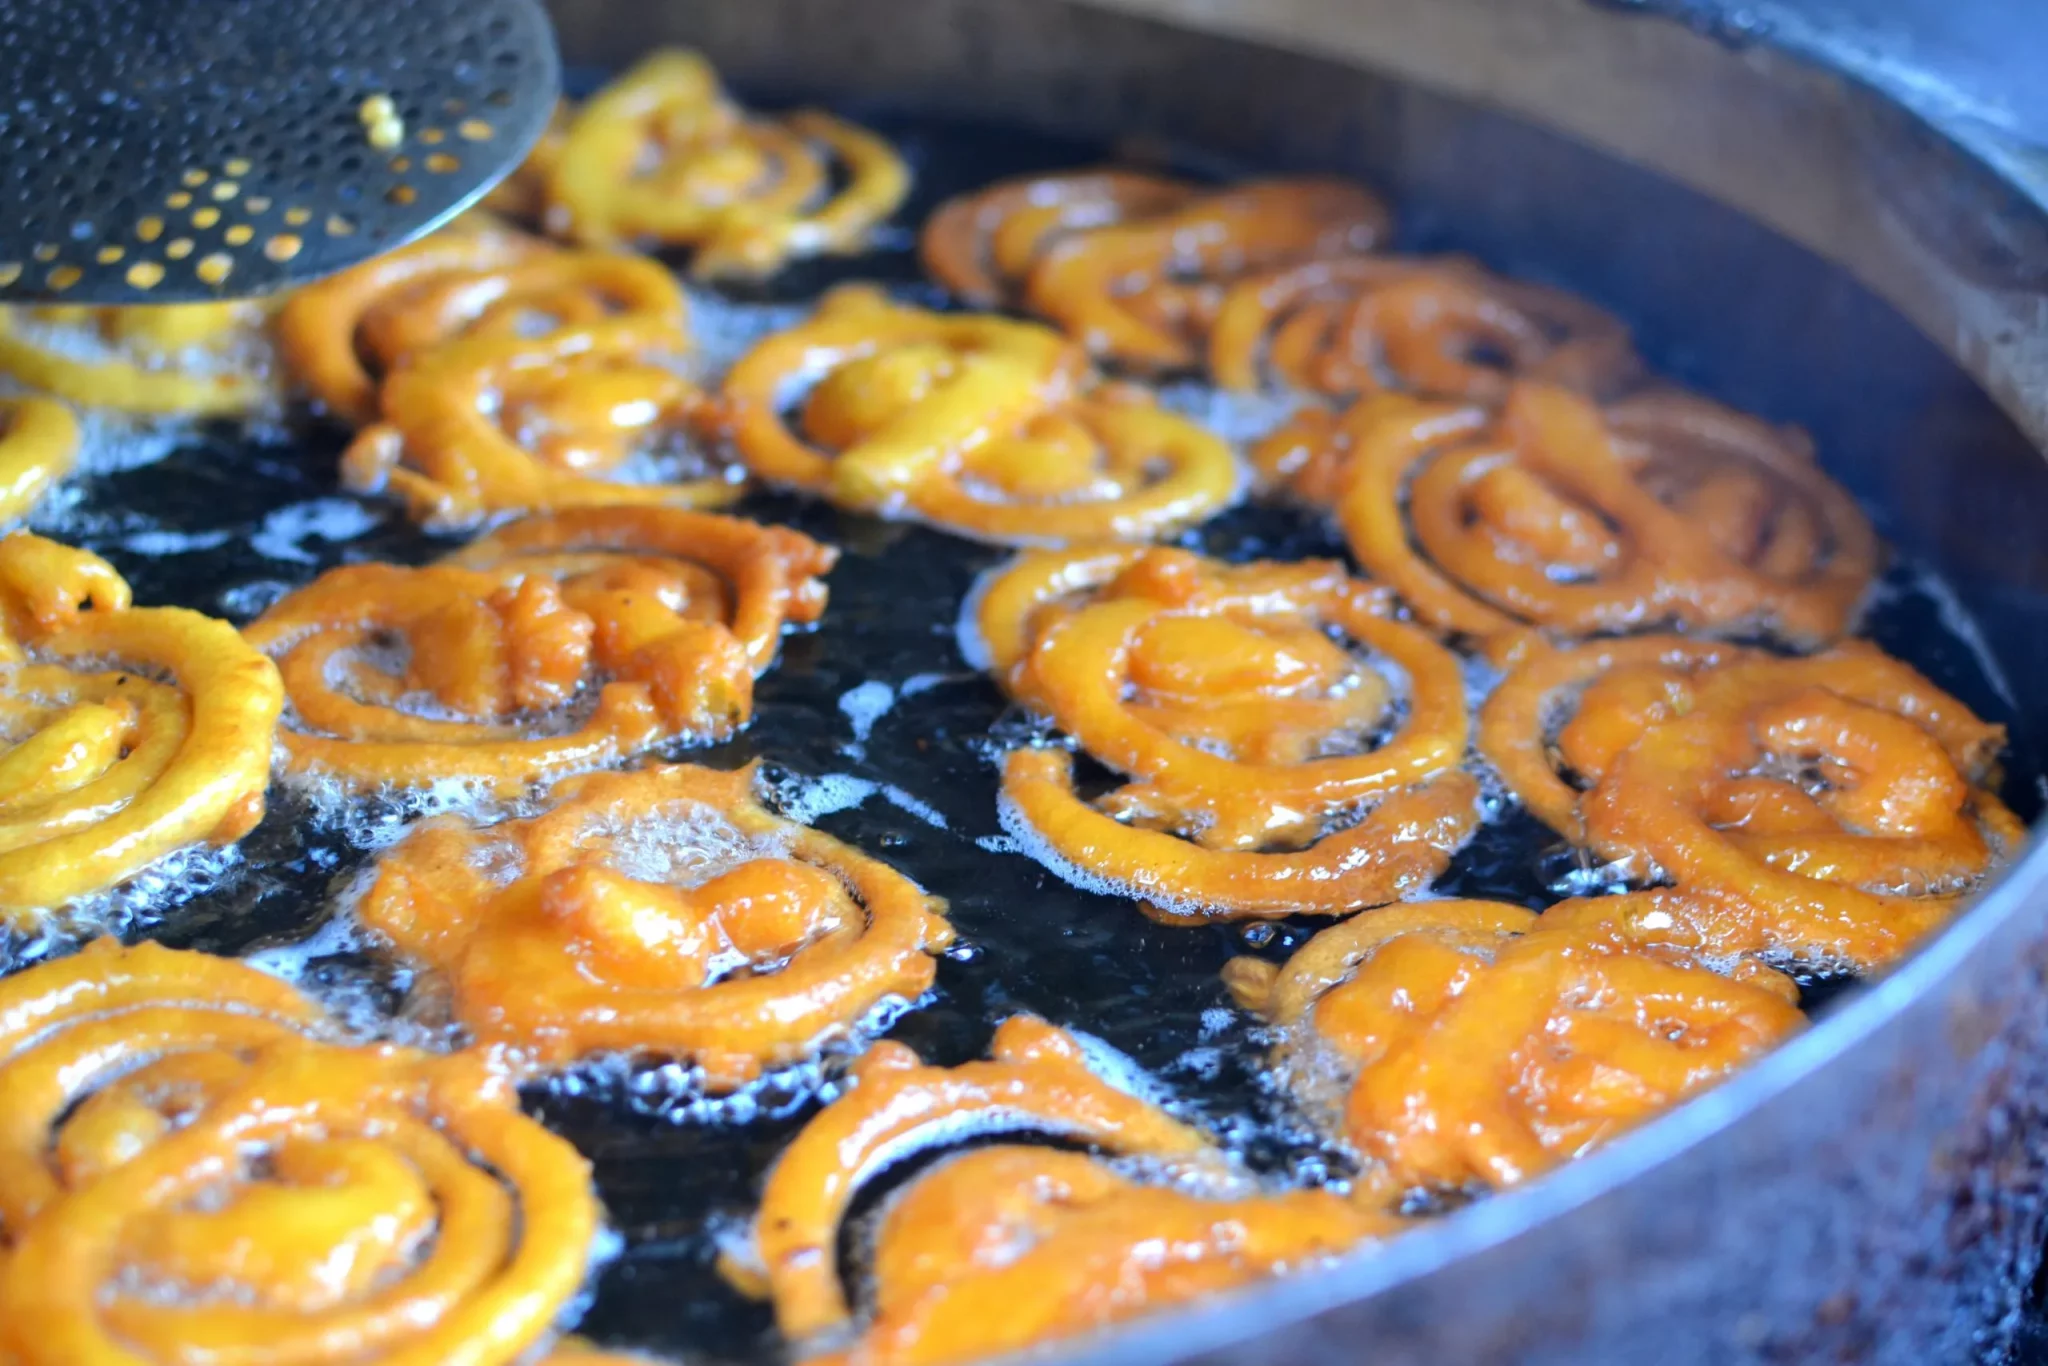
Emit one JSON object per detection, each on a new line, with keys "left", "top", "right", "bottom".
{"left": 250, "top": 498, "right": 382, "bottom": 565}
{"left": 119, "top": 528, "right": 234, "bottom": 556}
{"left": 1152, "top": 378, "right": 1306, "bottom": 446}
{"left": 760, "top": 768, "right": 950, "bottom": 832}
{"left": 1, "top": 841, "right": 248, "bottom": 970}
{"left": 838, "top": 680, "right": 896, "bottom": 755}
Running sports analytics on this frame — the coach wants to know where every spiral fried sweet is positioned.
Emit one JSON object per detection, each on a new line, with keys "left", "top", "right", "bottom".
{"left": 0, "top": 533, "right": 282, "bottom": 917}
{"left": 356, "top": 762, "right": 952, "bottom": 1083}
{"left": 1021, "top": 179, "right": 1392, "bottom": 370}
{"left": 974, "top": 546, "right": 1478, "bottom": 921}
{"left": 721, "top": 286, "right": 1237, "bottom": 543}
{"left": 546, "top": 50, "right": 909, "bottom": 278}
{"left": 1208, "top": 255, "right": 1638, "bottom": 401}
{"left": 1256, "top": 381, "right": 1877, "bottom": 651}
{"left": 1225, "top": 899, "right": 1803, "bottom": 1197}
{"left": 1480, "top": 635, "right": 2020, "bottom": 968}
{"left": 919, "top": 169, "right": 1200, "bottom": 308}
{"left": 812, "top": 1144, "right": 1392, "bottom": 1366}
{"left": 0, "top": 942, "right": 602, "bottom": 1366}
{"left": 242, "top": 507, "right": 833, "bottom": 794}
{"left": 0, "top": 301, "right": 273, "bottom": 416}
{"left": 740, "top": 1017, "right": 1284, "bottom": 1340}
{"left": 0, "top": 396, "right": 77, "bottom": 522}
{"left": 276, "top": 215, "right": 688, "bottom": 427}
{"left": 340, "top": 315, "right": 738, "bottom": 530}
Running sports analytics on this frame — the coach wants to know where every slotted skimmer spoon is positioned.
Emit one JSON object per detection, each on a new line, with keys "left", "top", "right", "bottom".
{"left": 0, "top": 0, "right": 559, "bottom": 303}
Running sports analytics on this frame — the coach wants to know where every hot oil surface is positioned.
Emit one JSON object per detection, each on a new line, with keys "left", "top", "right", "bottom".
{"left": 11, "top": 107, "right": 2040, "bottom": 1362}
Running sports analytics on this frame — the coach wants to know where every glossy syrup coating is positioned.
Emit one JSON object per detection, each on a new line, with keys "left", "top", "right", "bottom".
{"left": 1225, "top": 899, "right": 1804, "bottom": 1199}
{"left": 0, "top": 533, "right": 282, "bottom": 918}
{"left": 720, "top": 286, "right": 1239, "bottom": 544}
{"left": 923, "top": 173, "right": 1392, "bottom": 371}
{"left": 0, "top": 300, "right": 274, "bottom": 416}
{"left": 1482, "top": 636, "right": 2020, "bottom": 970}
{"left": 1207, "top": 254, "right": 1639, "bottom": 401}
{"left": 1256, "top": 381, "right": 1878, "bottom": 656}
{"left": 975, "top": 545, "right": 1478, "bottom": 921}
{"left": 728, "top": 1014, "right": 1387, "bottom": 1365}
{"left": 340, "top": 312, "right": 737, "bottom": 531}
{"left": 545, "top": 50, "right": 910, "bottom": 279}
{"left": 241, "top": 506, "right": 833, "bottom": 794}
{"left": 0, "top": 396, "right": 77, "bottom": 522}
{"left": 275, "top": 215, "right": 677, "bottom": 423}
{"left": 816, "top": 1145, "right": 1394, "bottom": 1366}
{"left": 0, "top": 940, "right": 603, "bottom": 1366}
{"left": 354, "top": 762, "right": 952, "bottom": 1082}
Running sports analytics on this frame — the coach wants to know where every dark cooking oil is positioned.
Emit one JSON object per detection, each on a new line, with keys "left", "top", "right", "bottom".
{"left": 0, "top": 102, "right": 2036, "bottom": 1365}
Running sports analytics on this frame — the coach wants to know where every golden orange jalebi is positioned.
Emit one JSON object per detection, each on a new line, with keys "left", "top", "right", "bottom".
{"left": 355, "top": 762, "right": 952, "bottom": 1082}
{"left": 720, "top": 286, "right": 1238, "bottom": 544}
{"left": 726, "top": 1016, "right": 1388, "bottom": 1364}
{"left": 1478, "top": 635, "right": 2020, "bottom": 969}
{"left": 919, "top": 169, "right": 1200, "bottom": 309}
{"left": 1208, "top": 255, "right": 1638, "bottom": 401}
{"left": 0, "top": 301, "right": 274, "bottom": 416}
{"left": 545, "top": 50, "right": 909, "bottom": 279}
{"left": 1256, "top": 382, "right": 1878, "bottom": 653}
{"left": 341, "top": 314, "right": 739, "bottom": 530}
{"left": 972, "top": 546, "right": 1477, "bottom": 921}
{"left": 1224, "top": 898, "right": 1804, "bottom": 1198}
{"left": 242, "top": 506, "right": 832, "bottom": 794}
{"left": 923, "top": 172, "right": 1391, "bottom": 371}
{"left": 276, "top": 214, "right": 689, "bottom": 427}
{"left": 0, "top": 396, "right": 77, "bottom": 522}
{"left": 0, "top": 533, "right": 282, "bottom": 917}
{"left": 817, "top": 1145, "right": 1391, "bottom": 1366}
{"left": 0, "top": 940, "right": 603, "bottom": 1366}
{"left": 1022, "top": 179, "right": 1391, "bottom": 371}
{"left": 541, "top": 1344, "right": 671, "bottom": 1365}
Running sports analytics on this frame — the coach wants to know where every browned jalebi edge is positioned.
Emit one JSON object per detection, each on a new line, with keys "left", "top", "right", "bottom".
{"left": 1478, "top": 636, "right": 2020, "bottom": 970}
{"left": 355, "top": 762, "right": 952, "bottom": 1084}
{"left": 1224, "top": 898, "right": 1804, "bottom": 1199}
{"left": 724, "top": 1015, "right": 1397, "bottom": 1366}
{"left": 0, "top": 939, "right": 604, "bottom": 1366}
{"left": 241, "top": 506, "right": 833, "bottom": 795}
{"left": 1255, "top": 381, "right": 1878, "bottom": 656}
{"left": 970, "top": 545, "right": 1477, "bottom": 921}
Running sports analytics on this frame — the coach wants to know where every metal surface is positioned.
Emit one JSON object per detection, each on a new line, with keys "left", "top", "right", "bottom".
{"left": 0, "top": 0, "right": 558, "bottom": 303}
{"left": 533, "top": 1, "right": 2048, "bottom": 1361}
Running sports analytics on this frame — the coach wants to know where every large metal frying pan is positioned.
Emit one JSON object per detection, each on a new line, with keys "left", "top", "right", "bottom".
{"left": 535, "top": 1, "right": 2048, "bottom": 1361}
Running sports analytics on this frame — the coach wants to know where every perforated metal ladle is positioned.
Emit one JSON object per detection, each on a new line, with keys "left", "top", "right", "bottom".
{"left": 0, "top": 0, "right": 559, "bottom": 303}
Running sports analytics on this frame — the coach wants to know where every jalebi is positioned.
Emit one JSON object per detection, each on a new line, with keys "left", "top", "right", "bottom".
{"left": 0, "top": 533, "right": 282, "bottom": 917}
{"left": 1021, "top": 179, "right": 1391, "bottom": 370}
{"left": 242, "top": 506, "right": 832, "bottom": 794}
{"left": 1225, "top": 898, "right": 1803, "bottom": 1198}
{"left": 0, "top": 941, "right": 602, "bottom": 1366}
{"left": 730, "top": 1015, "right": 1387, "bottom": 1364}
{"left": 0, "top": 301, "right": 274, "bottom": 416}
{"left": 919, "top": 169, "right": 1200, "bottom": 308}
{"left": 812, "top": 1145, "right": 1392, "bottom": 1366}
{"left": 545, "top": 50, "right": 909, "bottom": 278}
{"left": 355, "top": 762, "right": 951, "bottom": 1082}
{"left": 1256, "top": 381, "right": 1878, "bottom": 653}
{"left": 720, "top": 286, "right": 1238, "bottom": 544}
{"left": 0, "top": 396, "right": 77, "bottom": 522}
{"left": 923, "top": 173, "right": 1391, "bottom": 370}
{"left": 276, "top": 214, "right": 690, "bottom": 434}
{"left": 1208, "top": 254, "right": 1638, "bottom": 400}
{"left": 1480, "top": 635, "right": 2020, "bottom": 969}
{"left": 972, "top": 546, "right": 1477, "bottom": 921}
{"left": 341, "top": 313, "right": 739, "bottom": 530}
